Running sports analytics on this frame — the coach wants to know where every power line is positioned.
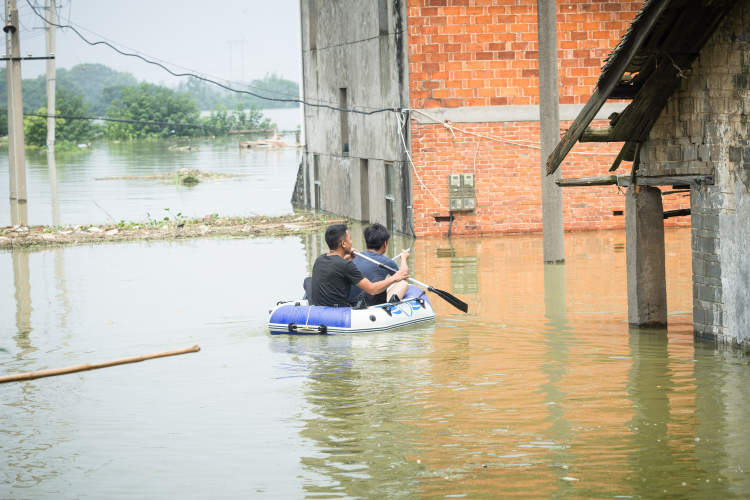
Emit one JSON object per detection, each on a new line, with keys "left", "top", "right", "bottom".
{"left": 20, "top": 111, "right": 208, "bottom": 130}
{"left": 23, "top": 0, "right": 402, "bottom": 116}
{"left": 303, "top": 29, "right": 406, "bottom": 52}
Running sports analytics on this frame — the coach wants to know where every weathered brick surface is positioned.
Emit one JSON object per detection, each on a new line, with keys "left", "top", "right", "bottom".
{"left": 410, "top": 119, "right": 691, "bottom": 237}
{"left": 407, "top": 0, "right": 643, "bottom": 108}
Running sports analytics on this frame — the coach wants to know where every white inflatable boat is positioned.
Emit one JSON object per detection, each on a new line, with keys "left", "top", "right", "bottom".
{"left": 267, "top": 285, "right": 435, "bottom": 334}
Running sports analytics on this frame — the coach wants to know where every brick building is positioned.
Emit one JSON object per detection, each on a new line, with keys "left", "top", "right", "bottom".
{"left": 296, "top": 0, "right": 691, "bottom": 237}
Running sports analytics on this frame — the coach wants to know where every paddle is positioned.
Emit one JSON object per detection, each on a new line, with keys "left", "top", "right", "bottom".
{"left": 352, "top": 250, "right": 469, "bottom": 313}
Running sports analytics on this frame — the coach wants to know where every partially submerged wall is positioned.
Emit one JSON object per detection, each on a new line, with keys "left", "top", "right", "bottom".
{"left": 300, "top": 0, "right": 412, "bottom": 234}
{"left": 639, "top": 0, "right": 750, "bottom": 347}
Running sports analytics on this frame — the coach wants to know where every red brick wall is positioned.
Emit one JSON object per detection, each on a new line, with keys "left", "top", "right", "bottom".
{"left": 406, "top": 0, "right": 691, "bottom": 236}
{"left": 407, "top": 0, "right": 644, "bottom": 107}
{"left": 410, "top": 120, "right": 692, "bottom": 237}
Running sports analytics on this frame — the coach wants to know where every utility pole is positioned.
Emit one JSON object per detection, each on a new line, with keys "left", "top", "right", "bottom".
{"left": 45, "top": 0, "right": 56, "bottom": 151}
{"left": 4, "top": 0, "right": 27, "bottom": 225}
{"left": 537, "top": 0, "right": 564, "bottom": 263}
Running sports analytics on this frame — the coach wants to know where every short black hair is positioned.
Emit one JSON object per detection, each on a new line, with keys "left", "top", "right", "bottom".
{"left": 364, "top": 223, "right": 390, "bottom": 250}
{"left": 325, "top": 224, "right": 348, "bottom": 250}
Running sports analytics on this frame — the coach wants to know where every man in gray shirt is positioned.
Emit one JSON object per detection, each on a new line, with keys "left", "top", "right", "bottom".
{"left": 347, "top": 223, "right": 409, "bottom": 306}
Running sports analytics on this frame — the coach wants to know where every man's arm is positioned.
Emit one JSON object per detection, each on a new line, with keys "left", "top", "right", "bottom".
{"left": 355, "top": 267, "right": 409, "bottom": 295}
{"left": 397, "top": 249, "right": 409, "bottom": 274}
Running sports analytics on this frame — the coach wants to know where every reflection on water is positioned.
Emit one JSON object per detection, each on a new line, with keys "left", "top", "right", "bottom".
{"left": 2, "top": 228, "right": 750, "bottom": 498}
{"left": 47, "top": 151, "right": 60, "bottom": 227}
{"left": 11, "top": 250, "right": 33, "bottom": 356}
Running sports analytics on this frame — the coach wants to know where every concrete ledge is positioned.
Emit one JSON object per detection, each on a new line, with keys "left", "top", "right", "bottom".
{"left": 411, "top": 102, "right": 630, "bottom": 124}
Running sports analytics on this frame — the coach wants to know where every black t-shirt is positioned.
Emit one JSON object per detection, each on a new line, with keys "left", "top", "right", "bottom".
{"left": 310, "top": 254, "right": 365, "bottom": 307}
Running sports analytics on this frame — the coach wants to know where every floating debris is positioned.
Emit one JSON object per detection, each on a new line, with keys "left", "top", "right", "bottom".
{"left": 95, "top": 168, "right": 245, "bottom": 184}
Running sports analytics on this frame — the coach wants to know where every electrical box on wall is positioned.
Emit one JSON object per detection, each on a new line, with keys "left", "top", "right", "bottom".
{"left": 448, "top": 173, "right": 476, "bottom": 212}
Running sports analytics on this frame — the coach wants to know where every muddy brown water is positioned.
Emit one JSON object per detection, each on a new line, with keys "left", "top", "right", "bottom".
{"left": 2, "top": 225, "right": 750, "bottom": 498}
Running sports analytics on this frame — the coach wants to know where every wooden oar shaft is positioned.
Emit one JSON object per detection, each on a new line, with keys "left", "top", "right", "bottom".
{"left": 352, "top": 250, "right": 469, "bottom": 313}
{"left": 0, "top": 345, "right": 201, "bottom": 384}
{"left": 353, "top": 251, "right": 427, "bottom": 288}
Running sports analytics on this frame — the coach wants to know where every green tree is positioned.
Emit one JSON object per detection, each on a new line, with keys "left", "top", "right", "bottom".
{"left": 105, "top": 83, "right": 201, "bottom": 139}
{"left": 24, "top": 88, "right": 98, "bottom": 149}
{"left": 61, "top": 64, "right": 137, "bottom": 114}
{"left": 200, "top": 104, "right": 275, "bottom": 135}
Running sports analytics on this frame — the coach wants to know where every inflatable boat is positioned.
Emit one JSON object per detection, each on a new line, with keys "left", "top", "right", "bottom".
{"left": 267, "top": 285, "right": 435, "bottom": 334}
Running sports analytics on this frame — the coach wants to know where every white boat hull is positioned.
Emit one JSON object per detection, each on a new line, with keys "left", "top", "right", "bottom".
{"left": 267, "top": 285, "right": 435, "bottom": 334}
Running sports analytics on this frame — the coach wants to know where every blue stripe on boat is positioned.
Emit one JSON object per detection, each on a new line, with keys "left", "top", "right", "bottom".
{"left": 269, "top": 304, "right": 352, "bottom": 329}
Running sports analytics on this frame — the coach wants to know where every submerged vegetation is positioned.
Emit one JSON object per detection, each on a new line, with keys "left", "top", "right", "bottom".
{"left": 0, "top": 213, "right": 345, "bottom": 249}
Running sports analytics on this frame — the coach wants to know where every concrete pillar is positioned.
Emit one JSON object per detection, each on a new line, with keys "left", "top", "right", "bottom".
{"left": 537, "top": 0, "right": 565, "bottom": 263}
{"left": 626, "top": 186, "right": 667, "bottom": 326}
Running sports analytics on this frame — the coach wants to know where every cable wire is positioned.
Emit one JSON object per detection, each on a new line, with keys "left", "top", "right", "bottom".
{"left": 21, "top": 111, "right": 209, "bottom": 129}
{"left": 411, "top": 108, "right": 619, "bottom": 157}
{"left": 396, "top": 110, "right": 448, "bottom": 211}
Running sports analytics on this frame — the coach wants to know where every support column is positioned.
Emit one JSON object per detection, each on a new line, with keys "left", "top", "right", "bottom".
{"left": 5, "top": 0, "right": 27, "bottom": 227}
{"left": 45, "top": 0, "right": 56, "bottom": 151}
{"left": 537, "top": 0, "right": 565, "bottom": 263}
{"left": 626, "top": 186, "right": 667, "bottom": 326}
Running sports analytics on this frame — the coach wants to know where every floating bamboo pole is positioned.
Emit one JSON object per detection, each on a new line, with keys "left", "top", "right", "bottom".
{"left": 0, "top": 345, "right": 201, "bottom": 384}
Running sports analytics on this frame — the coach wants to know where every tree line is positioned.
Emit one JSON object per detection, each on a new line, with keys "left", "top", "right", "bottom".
{"left": 0, "top": 64, "right": 298, "bottom": 149}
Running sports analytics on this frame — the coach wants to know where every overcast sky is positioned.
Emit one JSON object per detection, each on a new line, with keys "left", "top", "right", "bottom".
{"left": 5, "top": 0, "right": 301, "bottom": 86}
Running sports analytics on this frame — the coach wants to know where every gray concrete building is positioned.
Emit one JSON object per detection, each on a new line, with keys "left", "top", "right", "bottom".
{"left": 296, "top": 0, "right": 413, "bottom": 235}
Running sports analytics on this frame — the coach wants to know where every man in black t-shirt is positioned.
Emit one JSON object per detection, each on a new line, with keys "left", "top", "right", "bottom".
{"left": 310, "top": 224, "right": 408, "bottom": 307}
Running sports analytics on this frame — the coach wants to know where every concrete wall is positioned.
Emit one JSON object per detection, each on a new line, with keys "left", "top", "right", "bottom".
{"left": 639, "top": 0, "right": 750, "bottom": 347}
{"left": 299, "top": 0, "right": 413, "bottom": 234}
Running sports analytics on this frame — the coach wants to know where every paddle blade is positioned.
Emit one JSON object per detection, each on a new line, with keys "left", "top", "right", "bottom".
{"left": 428, "top": 287, "right": 468, "bottom": 313}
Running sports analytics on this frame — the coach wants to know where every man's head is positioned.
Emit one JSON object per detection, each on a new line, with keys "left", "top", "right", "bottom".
{"left": 364, "top": 223, "right": 390, "bottom": 251}
{"left": 325, "top": 223, "right": 350, "bottom": 251}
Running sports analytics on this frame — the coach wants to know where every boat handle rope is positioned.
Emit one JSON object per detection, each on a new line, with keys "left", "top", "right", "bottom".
{"left": 304, "top": 305, "right": 313, "bottom": 328}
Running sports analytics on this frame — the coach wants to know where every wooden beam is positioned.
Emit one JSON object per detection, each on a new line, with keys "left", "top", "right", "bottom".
{"left": 556, "top": 174, "right": 713, "bottom": 188}
{"left": 610, "top": 63, "right": 682, "bottom": 142}
{"left": 622, "top": 142, "right": 639, "bottom": 162}
{"left": 579, "top": 127, "right": 613, "bottom": 142}
{"left": 609, "top": 144, "right": 627, "bottom": 172}
{"left": 545, "top": 88, "right": 607, "bottom": 174}
{"left": 557, "top": 175, "right": 619, "bottom": 187}
{"left": 663, "top": 208, "right": 691, "bottom": 219}
{"left": 545, "top": 0, "right": 670, "bottom": 175}
{"left": 609, "top": 84, "right": 639, "bottom": 99}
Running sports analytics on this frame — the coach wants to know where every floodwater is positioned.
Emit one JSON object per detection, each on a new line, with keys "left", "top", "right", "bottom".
{"left": 0, "top": 108, "right": 302, "bottom": 227}
{"left": 2, "top": 225, "right": 750, "bottom": 498}
{"left": 2, "top": 124, "right": 750, "bottom": 498}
